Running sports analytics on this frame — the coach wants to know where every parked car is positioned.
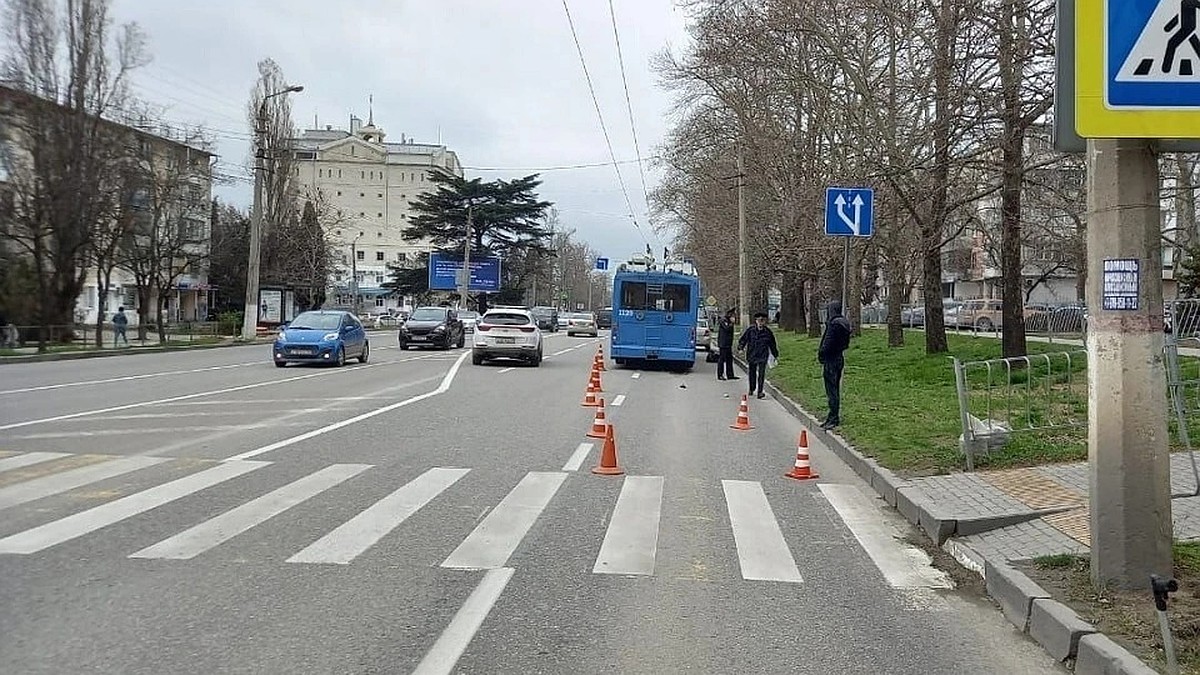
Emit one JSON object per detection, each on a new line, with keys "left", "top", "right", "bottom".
{"left": 595, "top": 307, "right": 613, "bottom": 329}
{"left": 398, "top": 306, "right": 465, "bottom": 350}
{"left": 531, "top": 306, "right": 559, "bottom": 331}
{"left": 273, "top": 310, "right": 369, "bottom": 368}
{"left": 566, "top": 312, "right": 598, "bottom": 337}
{"left": 472, "top": 308, "right": 543, "bottom": 366}
{"left": 695, "top": 317, "right": 712, "bottom": 350}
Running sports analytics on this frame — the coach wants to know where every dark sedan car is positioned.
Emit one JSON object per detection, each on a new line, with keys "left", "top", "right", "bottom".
{"left": 399, "top": 306, "right": 465, "bottom": 350}
{"left": 531, "top": 306, "right": 559, "bottom": 332}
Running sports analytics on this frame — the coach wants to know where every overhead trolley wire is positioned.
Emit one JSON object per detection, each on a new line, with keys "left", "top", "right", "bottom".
{"left": 560, "top": 0, "right": 650, "bottom": 247}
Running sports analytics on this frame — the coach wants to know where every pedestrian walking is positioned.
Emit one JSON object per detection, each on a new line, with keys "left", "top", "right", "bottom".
{"left": 716, "top": 310, "right": 738, "bottom": 381}
{"left": 737, "top": 311, "right": 778, "bottom": 400}
{"left": 818, "top": 300, "right": 852, "bottom": 429}
{"left": 112, "top": 306, "right": 129, "bottom": 347}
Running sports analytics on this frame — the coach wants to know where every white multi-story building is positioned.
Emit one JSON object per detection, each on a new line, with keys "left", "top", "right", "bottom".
{"left": 290, "top": 109, "right": 464, "bottom": 312}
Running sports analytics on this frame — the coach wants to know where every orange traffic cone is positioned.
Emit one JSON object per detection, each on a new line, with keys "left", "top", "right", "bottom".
{"left": 592, "top": 423, "right": 624, "bottom": 476}
{"left": 595, "top": 346, "right": 607, "bottom": 371}
{"left": 587, "top": 398, "right": 610, "bottom": 438}
{"left": 581, "top": 382, "right": 600, "bottom": 407}
{"left": 784, "top": 429, "right": 820, "bottom": 480}
{"left": 589, "top": 367, "right": 604, "bottom": 393}
{"left": 730, "top": 394, "right": 753, "bottom": 430}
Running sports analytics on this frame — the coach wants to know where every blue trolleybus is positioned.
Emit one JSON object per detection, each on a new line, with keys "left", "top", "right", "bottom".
{"left": 609, "top": 253, "right": 700, "bottom": 372}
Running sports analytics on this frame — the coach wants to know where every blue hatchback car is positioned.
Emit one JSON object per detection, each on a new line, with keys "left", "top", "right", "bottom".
{"left": 273, "top": 310, "right": 369, "bottom": 368}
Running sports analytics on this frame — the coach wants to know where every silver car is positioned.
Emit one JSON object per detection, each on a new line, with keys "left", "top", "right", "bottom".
{"left": 696, "top": 317, "right": 712, "bottom": 351}
{"left": 472, "top": 309, "right": 544, "bottom": 366}
{"left": 565, "top": 312, "right": 598, "bottom": 337}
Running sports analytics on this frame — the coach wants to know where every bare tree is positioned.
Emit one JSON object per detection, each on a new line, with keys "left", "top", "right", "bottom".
{"left": 247, "top": 58, "right": 298, "bottom": 286}
{"left": 0, "top": 0, "right": 146, "bottom": 350}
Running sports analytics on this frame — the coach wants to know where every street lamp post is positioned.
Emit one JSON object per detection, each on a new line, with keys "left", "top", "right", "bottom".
{"left": 241, "top": 84, "right": 303, "bottom": 341}
{"left": 350, "top": 231, "right": 364, "bottom": 313}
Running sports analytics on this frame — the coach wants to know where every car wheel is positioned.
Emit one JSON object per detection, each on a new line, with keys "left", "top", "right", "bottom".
{"left": 472, "top": 351, "right": 484, "bottom": 366}
{"left": 399, "top": 341, "right": 409, "bottom": 350}
{"left": 456, "top": 333, "right": 465, "bottom": 349}
{"left": 976, "top": 318, "right": 993, "bottom": 332}
{"left": 359, "top": 341, "right": 370, "bottom": 364}
{"left": 274, "top": 360, "right": 286, "bottom": 368}
{"left": 531, "top": 349, "right": 543, "bottom": 367}
{"left": 335, "top": 346, "right": 346, "bottom": 367}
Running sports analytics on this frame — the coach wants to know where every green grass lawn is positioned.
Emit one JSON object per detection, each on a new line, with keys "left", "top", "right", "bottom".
{"left": 769, "top": 328, "right": 1093, "bottom": 475}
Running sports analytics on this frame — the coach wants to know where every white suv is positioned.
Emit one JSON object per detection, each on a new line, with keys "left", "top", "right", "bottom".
{"left": 472, "top": 309, "right": 543, "bottom": 366}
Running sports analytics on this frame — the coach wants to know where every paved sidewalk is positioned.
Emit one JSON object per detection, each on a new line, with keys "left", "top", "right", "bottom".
{"left": 908, "top": 452, "right": 1200, "bottom": 563}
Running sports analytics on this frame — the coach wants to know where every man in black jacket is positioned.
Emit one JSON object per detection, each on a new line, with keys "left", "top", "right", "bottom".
{"left": 818, "top": 300, "right": 852, "bottom": 429}
{"left": 738, "top": 311, "right": 779, "bottom": 399}
{"left": 716, "top": 310, "right": 738, "bottom": 381}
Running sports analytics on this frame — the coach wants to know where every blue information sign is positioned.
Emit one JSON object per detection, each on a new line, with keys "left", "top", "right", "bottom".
{"left": 595, "top": 257, "right": 609, "bottom": 271}
{"left": 823, "top": 187, "right": 875, "bottom": 237}
{"left": 428, "top": 253, "right": 502, "bottom": 292}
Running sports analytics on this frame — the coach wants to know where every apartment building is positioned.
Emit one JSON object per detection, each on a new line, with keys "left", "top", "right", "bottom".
{"left": 290, "top": 109, "right": 464, "bottom": 311}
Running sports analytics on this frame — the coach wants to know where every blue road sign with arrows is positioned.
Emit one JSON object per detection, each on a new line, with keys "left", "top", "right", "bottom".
{"left": 824, "top": 187, "right": 875, "bottom": 237}
{"left": 594, "top": 257, "right": 609, "bottom": 271}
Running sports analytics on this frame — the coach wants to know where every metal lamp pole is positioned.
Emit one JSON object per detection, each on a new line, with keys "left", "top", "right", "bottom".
{"left": 350, "top": 230, "right": 364, "bottom": 313}
{"left": 241, "top": 84, "right": 303, "bottom": 340}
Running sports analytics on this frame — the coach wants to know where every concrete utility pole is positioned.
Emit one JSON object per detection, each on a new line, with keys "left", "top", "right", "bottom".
{"left": 737, "top": 146, "right": 750, "bottom": 328}
{"left": 241, "top": 85, "right": 302, "bottom": 340}
{"left": 459, "top": 204, "right": 473, "bottom": 311}
{"left": 350, "top": 231, "right": 364, "bottom": 314}
{"left": 1086, "top": 139, "right": 1172, "bottom": 589}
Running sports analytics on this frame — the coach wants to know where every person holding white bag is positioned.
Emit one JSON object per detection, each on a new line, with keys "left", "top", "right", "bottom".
{"left": 737, "top": 311, "right": 779, "bottom": 400}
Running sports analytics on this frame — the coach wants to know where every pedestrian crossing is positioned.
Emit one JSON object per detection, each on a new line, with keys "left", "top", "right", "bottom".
{"left": 0, "top": 451, "right": 945, "bottom": 590}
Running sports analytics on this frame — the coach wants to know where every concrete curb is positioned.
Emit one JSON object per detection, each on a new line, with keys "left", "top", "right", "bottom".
{"left": 735, "top": 357, "right": 1162, "bottom": 674}
{"left": 0, "top": 339, "right": 272, "bottom": 364}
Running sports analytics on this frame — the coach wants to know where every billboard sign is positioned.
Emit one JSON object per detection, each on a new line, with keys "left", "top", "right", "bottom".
{"left": 428, "top": 253, "right": 502, "bottom": 292}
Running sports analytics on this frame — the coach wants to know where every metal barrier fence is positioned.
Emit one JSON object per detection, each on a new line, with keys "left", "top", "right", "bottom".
{"left": 0, "top": 322, "right": 236, "bottom": 351}
{"left": 952, "top": 350, "right": 1088, "bottom": 471}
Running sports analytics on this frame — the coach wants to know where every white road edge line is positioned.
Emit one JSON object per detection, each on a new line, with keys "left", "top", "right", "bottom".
{"left": 0, "top": 361, "right": 261, "bottom": 395}
{"left": 631, "top": 372, "right": 641, "bottom": 379}
{"left": 224, "top": 351, "right": 472, "bottom": 461}
{"left": 611, "top": 395, "right": 626, "bottom": 407}
{"left": 817, "top": 483, "right": 954, "bottom": 589}
{"left": 411, "top": 567, "right": 515, "bottom": 675}
{"left": 562, "top": 443, "right": 593, "bottom": 472}
{"left": 0, "top": 359, "right": 410, "bottom": 432}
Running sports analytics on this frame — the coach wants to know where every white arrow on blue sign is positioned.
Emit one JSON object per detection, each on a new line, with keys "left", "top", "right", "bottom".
{"left": 594, "top": 257, "right": 609, "bottom": 271}
{"left": 824, "top": 187, "right": 875, "bottom": 237}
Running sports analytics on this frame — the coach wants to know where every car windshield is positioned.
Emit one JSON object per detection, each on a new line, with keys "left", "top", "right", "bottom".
{"left": 484, "top": 312, "right": 531, "bottom": 326}
{"left": 288, "top": 313, "right": 342, "bottom": 330}
{"left": 571, "top": 314, "right": 592, "bottom": 321}
{"left": 409, "top": 308, "right": 447, "bottom": 322}
{"left": 532, "top": 308, "right": 552, "bottom": 317}
{"left": 459, "top": 311, "right": 479, "bottom": 320}
{"left": 698, "top": 319, "right": 708, "bottom": 327}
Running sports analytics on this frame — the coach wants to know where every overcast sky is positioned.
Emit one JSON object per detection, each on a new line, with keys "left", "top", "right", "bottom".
{"left": 108, "top": 0, "right": 693, "bottom": 263}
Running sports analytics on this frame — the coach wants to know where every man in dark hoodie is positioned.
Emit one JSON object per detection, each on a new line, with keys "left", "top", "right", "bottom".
{"left": 716, "top": 310, "right": 738, "bottom": 381}
{"left": 818, "top": 300, "right": 852, "bottom": 429}
{"left": 738, "top": 311, "right": 779, "bottom": 399}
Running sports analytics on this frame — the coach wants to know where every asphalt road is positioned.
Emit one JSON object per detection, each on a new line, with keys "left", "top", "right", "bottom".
{"left": 0, "top": 332, "right": 1065, "bottom": 674}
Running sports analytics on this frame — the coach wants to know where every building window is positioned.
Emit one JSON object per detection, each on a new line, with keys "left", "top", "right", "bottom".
{"left": 361, "top": 171, "right": 365, "bottom": 179}
{"left": 377, "top": 213, "right": 383, "bottom": 218}
{"left": 360, "top": 192, "right": 365, "bottom": 197}
{"left": 359, "top": 212, "right": 365, "bottom": 217}
{"left": 377, "top": 231, "right": 383, "bottom": 238}
{"left": 378, "top": 193, "right": 383, "bottom": 198}
{"left": 375, "top": 297, "right": 385, "bottom": 307}
{"left": 356, "top": 250, "right": 365, "bottom": 261}
{"left": 376, "top": 251, "right": 384, "bottom": 261}
{"left": 375, "top": 273, "right": 385, "bottom": 284}
{"left": 336, "top": 229, "right": 342, "bottom": 235}
{"left": 397, "top": 252, "right": 407, "bottom": 261}
{"left": 338, "top": 170, "right": 342, "bottom": 178}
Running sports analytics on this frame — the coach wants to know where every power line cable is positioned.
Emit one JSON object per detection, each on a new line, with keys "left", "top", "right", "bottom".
{"left": 606, "top": 0, "right": 653, "bottom": 219}
{"left": 560, "top": 0, "right": 649, "bottom": 246}
{"left": 463, "top": 156, "right": 658, "bottom": 172}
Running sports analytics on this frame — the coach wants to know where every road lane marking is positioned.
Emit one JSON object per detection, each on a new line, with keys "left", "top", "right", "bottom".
{"left": 0, "top": 455, "right": 171, "bottom": 511}
{"left": 562, "top": 443, "right": 593, "bottom": 472}
{"left": 631, "top": 372, "right": 640, "bottom": 379}
{"left": 411, "top": 567, "right": 515, "bottom": 675}
{"left": 593, "top": 475, "right": 663, "bottom": 576}
{"left": 130, "top": 463, "right": 371, "bottom": 560}
{"left": 817, "top": 484, "right": 953, "bottom": 589}
{"left": 10, "top": 425, "right": 276, "bottom": 439}
{"left": 0, "top": 460, "right": 268, "bottom": 554}
{"left": 497, "top": 367, "right": 515, "bottom": 374}
{"left": 225, "top": 351, "right": 472, "bottom": 461}
{"left": 552, "top": 348, "right": 573, "bottom": 356}
{"left": 721, "top": 480, "right": 803, "bottom": 583}
{"left": 0, "top": 361, "right": 261, "bottom": 395}
{"left": 441, "top": 471, "right": 566, "bottom": 570}
{"left": 0, "top": 452, "right": 71, "bottom": 472}
{"left": 611, "top": 394, "right": 626, "bottom": 407}
{"left": 0, "top": 361, "right": 403, "bottom": 432}
{"left": 287, "top": 467, "right": 469, "bottom": 565}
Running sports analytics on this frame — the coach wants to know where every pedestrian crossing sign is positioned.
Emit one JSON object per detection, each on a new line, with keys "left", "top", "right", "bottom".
{"left": 1077, "top": 0, "right": 1200, "bottom": 138}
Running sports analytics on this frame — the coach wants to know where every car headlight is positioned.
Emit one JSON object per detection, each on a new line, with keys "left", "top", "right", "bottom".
{"left": 276, "top": 330, "right": 286, "bottom": 341}
{"left": 322, "top": 332, "right": 339, "bottom": 341}
{"left": 432, "top": 323, "right": 446, "bottom": 332}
